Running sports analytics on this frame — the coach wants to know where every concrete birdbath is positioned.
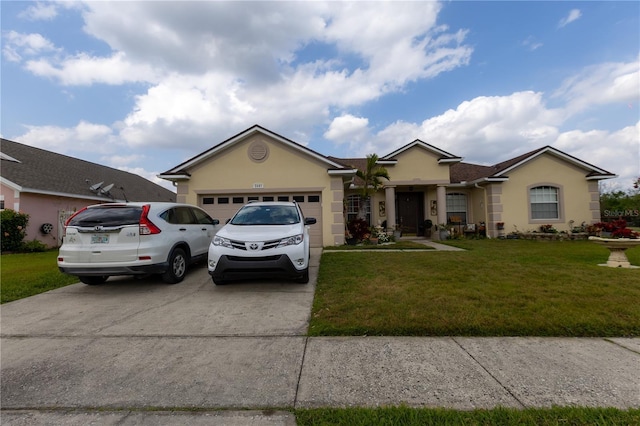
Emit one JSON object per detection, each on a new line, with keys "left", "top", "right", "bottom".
{"left": 588, "top": 236, "right": 640, "bottom": 268}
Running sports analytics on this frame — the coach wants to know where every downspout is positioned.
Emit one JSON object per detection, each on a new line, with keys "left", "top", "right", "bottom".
{"left": 475, "top": 183, "right": 491, "bottom": 239}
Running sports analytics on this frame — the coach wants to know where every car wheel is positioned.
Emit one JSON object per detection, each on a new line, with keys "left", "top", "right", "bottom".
{"left": 79, "top": 276, "right": 109, "bottom": 285}
{"left": 162, "top": 248, "right": 187, "bottom": 284}
{"left": 212, "top": 276, "right": 227, "bottom": 285}
{"left": 296, "top": 267, "right": 309, "bottom": 284}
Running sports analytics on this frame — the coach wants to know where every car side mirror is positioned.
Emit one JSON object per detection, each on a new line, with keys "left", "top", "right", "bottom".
{"left": 212, "top": 219, "right": 220, "bottom": 225}
{"left": 305, "top": 217, "right": 317, "bottom": 225}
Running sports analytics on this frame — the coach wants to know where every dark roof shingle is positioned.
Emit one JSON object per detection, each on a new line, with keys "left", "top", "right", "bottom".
{"left": 1, "top": 138, "right": 176, "bottom": 202}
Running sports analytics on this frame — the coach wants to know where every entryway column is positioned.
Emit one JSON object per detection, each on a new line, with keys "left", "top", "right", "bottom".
{"left": 436, "top": 185, "right": 447, "bottom": 227}
{"left": 385, "top": 186, "right": 396, "bottom": 231}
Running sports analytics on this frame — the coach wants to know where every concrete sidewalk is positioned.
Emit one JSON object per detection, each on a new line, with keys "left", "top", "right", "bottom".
{"left": 2, "top": 247, "right": 639, "bottom": 425}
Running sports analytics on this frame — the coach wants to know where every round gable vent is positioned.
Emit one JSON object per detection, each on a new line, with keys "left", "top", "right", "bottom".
{"left": 248, "top": 141, "right": 269, "bottom": 162}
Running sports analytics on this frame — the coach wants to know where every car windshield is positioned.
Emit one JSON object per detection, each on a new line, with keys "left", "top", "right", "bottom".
{"left": 230, "top": 205, "right": 300, "bottom": 226}
{"left": 69, "top": 206, "right": 142, "bottom": 227}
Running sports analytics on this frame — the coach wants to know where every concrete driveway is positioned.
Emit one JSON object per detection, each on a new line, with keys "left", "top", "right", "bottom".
{"left": 1, "top": 250, "right": 320, "bottom": 425}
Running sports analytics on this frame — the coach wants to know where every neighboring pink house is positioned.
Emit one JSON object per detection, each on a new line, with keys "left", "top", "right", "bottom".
{"left": 1, "top": 138, "right": 176, "bottom": 248}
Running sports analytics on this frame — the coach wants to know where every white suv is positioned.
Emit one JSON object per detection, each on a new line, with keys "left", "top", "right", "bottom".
{"left": 58, "top": 202, "right": 219, "bottom": 285}
{"left": 208, "top": 201, "right": 316, "bottom": 285}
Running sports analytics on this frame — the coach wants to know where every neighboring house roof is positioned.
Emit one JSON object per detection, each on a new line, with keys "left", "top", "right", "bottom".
{"left": 1, "top": 138, "right": 176, "bottom": 203}
{"left": 159, "top": 124, "right": 354, "bottom": 179}
{"left": 450, "top": 146, "right": 616, "bottom": 184}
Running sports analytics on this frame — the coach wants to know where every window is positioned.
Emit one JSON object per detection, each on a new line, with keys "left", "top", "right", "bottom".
{"left": 346, "top": 194, "right": 370, "bottom": 224}
{"left": 446, "top": 193, "right": 467, "bottom": 224}
{"left": 530, "top": 186, "right": 559, "bottom": 219}
{"left": 263, "top": 196, "right": 274, "bottom": 202}
{"left": 308, "top": 195, "right": 320, "bottom": 202}
{"left": 218, "top": 197, "right": 229, "bottom": 204}
{"left": 278, "top": 196, "right": 289, "bottom": 201}
{"left": 248, "top": 196, "right": 259, "bottom": 202}
{"left": 293, "top": 195, "right": 304, "bottom": 202}
{"left": 191, "top": 208, "right": 216, "bottom": 225}
{"left": 202, "top": 197, "right": 214, "bottom": 205}
{"left": 233, "top": 197, "right": 244, "bottom": 204}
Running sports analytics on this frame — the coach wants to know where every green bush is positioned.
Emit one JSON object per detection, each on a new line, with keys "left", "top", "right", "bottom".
{"left": 22, "top": 239, "right": 48, "bottom": 253}
{"left": 1, "top": 209, "right": 29, "bottom": 252}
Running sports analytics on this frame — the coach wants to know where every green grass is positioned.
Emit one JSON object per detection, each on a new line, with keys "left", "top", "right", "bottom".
{"left": 295, "top": 406, "right": 640, "bottom": 426}
{"left": 310, "top": 239, "right": 640, "bottom": 337}
{"left": 325, "top": 241, "right": 433, "bottom": 250}
{"left": 1, "top": 250, "right": 78, "bottom": 303}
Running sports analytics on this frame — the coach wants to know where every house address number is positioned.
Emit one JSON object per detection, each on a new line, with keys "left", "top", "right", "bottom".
{"left": 253, "top": 183, "right": 264, "bottom": 189}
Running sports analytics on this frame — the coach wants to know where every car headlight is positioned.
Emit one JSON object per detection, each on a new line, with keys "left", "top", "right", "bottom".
{"left": 277, "top": 234, "right": 303, "bottom": 247}
{"left": 213, "top": 235, "right": 233, "bottom": 248}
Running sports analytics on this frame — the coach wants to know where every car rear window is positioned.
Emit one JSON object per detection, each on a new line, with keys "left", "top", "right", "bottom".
{"left": 68, "top": 206, "right": 143, "bottom": 227}
{"left": 230, "top": 205, "right": 300, "bottom": 225}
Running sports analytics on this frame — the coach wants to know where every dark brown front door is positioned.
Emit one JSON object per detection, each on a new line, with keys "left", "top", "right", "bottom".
{"left": 396, "top": 192, "right": 424, "bottom": 235}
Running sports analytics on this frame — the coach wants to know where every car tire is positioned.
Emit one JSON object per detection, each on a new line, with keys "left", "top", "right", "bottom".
{"left": 211, "top": 276, "right": 227, "bottom": 285}
{"left": 162, "top": 248, "right": 187, "bottom": 284}
{"left": 296, "top": 267, "right": 309, "bottom": 284}
{"left": 79, "top": 275, "right": 108, "bottom": 285}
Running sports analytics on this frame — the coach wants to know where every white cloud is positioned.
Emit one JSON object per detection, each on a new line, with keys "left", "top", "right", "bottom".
{"left": 554, "top": 123, "right": 639, "bottom": 188}
{"left": 2, "top": 31, "right": 58, "bottom": 62}
{"left": 553, "top": 58, "right": 640, "bottom": 114}
{"left": 522, "top": 36, "right": 543, "bottom": 51}
{"left": 25, "top": 51, "right": 160, "bottom": 86}
{"left": 117, "top": 166, "right": 176, "bottom": 192}
{"left": 18, "top": 2, "right": 59, "bottom": 21}
{"left": 324, "top": 115, "right": 370, "bottom": 146}
{"left": 16, "top": 121, "right": 115, "bottom": 154}
{"left": 67, "top": 1, "right": 470, "bottom": 151}
{"left": 558, "top": 9, "right": 582, "bottom": 28}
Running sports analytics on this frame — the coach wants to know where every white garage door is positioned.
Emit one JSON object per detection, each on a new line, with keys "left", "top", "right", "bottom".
{"left": 200, "top": 193, "right": 323, "bottom": 247}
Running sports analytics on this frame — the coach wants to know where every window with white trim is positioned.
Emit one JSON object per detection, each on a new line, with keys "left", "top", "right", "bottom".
{"left": 530, "top": 186, "right": 559, "bottom": 219}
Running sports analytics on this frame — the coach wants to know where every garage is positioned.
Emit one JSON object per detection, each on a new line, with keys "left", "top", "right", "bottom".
{"left": 200, "top": 192, "right": 323, "bottom": 247}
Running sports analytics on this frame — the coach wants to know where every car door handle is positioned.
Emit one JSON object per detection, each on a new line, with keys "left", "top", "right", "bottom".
{"left": 201, "top": 228, "right": 208, "bottom": 231}
{"left": 179, "top": 228, "right": 187, "bottom": 231}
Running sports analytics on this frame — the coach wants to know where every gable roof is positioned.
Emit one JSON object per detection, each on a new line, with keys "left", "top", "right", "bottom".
{"left": 1, "top": 138, "right": 176, "bottom": 202}
{"left": 159, "top": 124, "right": 352, "bottom": 180}
{"left": 450, "top": 146, "right": 616, "bottom": 184}
{"left": 381, "top": 139, "right": 463, "bottom": 164}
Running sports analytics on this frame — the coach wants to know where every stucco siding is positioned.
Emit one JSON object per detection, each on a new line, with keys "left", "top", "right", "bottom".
{"left": 387, "top": 147, "right": 450, "bottom": 183}
{"left": 500, "top": 154, "right": 595, "bottom": 233}
{"left": 18, "top": 193, "right": 98, "bottom": 248}
{"left": 178, "top": 134, "right": 343, "bottom": 246}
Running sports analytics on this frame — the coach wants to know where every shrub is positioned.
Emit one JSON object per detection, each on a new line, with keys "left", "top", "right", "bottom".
{"left": 1, "top": 209, "right": 29, "bottom": 252}
{"left": 347, "top": 218, "right": 371, "bottom": 242}
{"left": 22, "top": 239, "right": 48, "bottom": 253}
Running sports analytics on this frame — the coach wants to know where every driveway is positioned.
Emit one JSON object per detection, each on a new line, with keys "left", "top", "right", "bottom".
{"left": 1, "top": 249, "right": 320, "bottom": 423}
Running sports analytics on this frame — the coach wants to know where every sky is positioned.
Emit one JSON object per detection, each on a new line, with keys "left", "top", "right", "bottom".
{"left": 2, "top": 1, "right": 639, "bottom": 193}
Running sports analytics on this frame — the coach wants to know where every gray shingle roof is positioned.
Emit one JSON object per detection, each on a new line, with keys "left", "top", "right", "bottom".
{"left": 1, "top": 138, "right": 176, "bottom": 202}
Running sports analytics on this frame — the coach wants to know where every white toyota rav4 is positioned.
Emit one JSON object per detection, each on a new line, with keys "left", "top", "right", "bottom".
{"left": 208, "top": 201, "right": 316, "bottom": 285}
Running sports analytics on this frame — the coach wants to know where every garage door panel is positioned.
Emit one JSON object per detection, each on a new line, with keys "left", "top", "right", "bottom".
{"left": 200, "top": 193, "right": 323, "bottom": 247}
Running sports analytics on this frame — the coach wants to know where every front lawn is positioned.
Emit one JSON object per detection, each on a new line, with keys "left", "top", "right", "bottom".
{"left": 295, "top": 406, "right": 640, "bottom": 426}
{"left": 310, "top": 239, "right": 640, "bottom": 337}
{"left": 1, "top": 250, "right": 78, "bottom": 304}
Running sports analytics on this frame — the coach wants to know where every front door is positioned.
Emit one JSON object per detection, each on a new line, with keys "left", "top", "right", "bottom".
{"left": 396, "top": 192, "right": 424, "bottom": 235}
